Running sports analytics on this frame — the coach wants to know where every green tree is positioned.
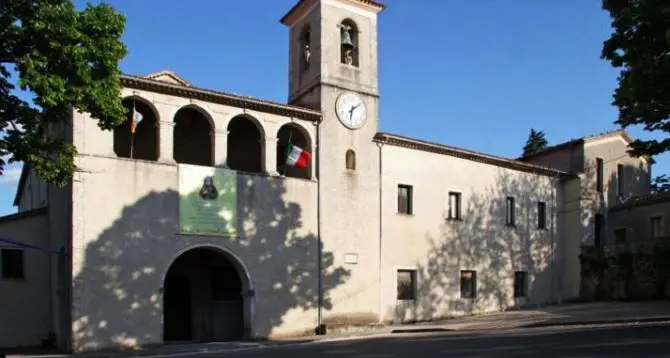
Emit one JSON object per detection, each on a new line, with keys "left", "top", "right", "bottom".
{"left": 601, "top": 0, "right": 670, "bottom": 158}
{"left": 651, "top": 174, "right": 670, "bottom": 193}
{"left": 522, "top": 128, "right": 549, "bottom": 157}
{"left": 1, "top": 0, "right": 128, "bottom": 186}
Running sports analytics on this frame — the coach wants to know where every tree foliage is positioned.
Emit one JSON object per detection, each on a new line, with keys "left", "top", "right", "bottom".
{"left": 0, "top": 0, "right": 127, "bottom": 187}
{"left": 521, "top": 128, "right": 549, "bottom": 157}
{"left": 601, "top": 0, "right": 670, "bottom": 158}
{"left": 651, "top": 174, "right": 670, "bottom": 193}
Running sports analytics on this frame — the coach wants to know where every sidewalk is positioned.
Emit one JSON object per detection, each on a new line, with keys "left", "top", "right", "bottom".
{"left": 390, "top": 300, "right": 670, "bottom": 333}
{"left": 8, "top": 301, "right": 670, "bottom": 358}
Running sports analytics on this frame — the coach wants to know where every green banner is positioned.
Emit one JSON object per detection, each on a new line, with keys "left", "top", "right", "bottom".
{"left": 178, "top": 164, "right": 237, "bottom": 236}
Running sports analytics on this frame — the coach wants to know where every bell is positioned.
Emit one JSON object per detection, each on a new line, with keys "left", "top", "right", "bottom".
{"left": 341, "top": 28, "right": 354, "bottom": 50}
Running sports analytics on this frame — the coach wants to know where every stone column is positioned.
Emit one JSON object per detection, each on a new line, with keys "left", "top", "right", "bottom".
{"left": 158, "top": 120, "right": 176, "bottom": 164}
{"left": 214, "top": 129, "right": 228, "bottom": 167}
{"left": 263, "top": 137, "right": 278, "bottom": 176}
{"left": 153, "top": 102, "right": 177, "bottom": 164}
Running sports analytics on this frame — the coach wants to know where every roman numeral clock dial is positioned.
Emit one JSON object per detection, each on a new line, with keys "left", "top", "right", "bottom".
{"left": 335, "top": 92, "right": 367, "bottom": 130}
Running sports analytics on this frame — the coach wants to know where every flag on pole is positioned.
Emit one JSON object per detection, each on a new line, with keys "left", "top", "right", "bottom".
{"left": 130, "top": 107, "right": 143, "bottom": 134}
{"left": 285, "top": 143, "right": 311, "bottom": 169}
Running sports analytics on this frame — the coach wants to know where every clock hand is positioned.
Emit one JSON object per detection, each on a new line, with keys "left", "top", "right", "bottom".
{"left": 348, "top": 104, "right": 360, "bottom": 120}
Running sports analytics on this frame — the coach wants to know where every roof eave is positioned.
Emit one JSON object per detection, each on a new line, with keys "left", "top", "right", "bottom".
{"left": 280, "top": 0, "right": 385, "bottom": 26}
{"left": 374, "top": 132, "right": 574, "bottom": 179}
{"left": 119, "top": 74, "right": 322, "bottom": 123}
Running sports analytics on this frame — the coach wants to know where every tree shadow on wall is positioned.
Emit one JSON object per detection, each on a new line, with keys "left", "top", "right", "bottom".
{"left": 394, "top": 169, "right": 560, "bottom": 323}
{"left": 71, "top": 169, "right": 350, "bottom": 352}
{"left": 580, "top": 159, "right": 649, "bottom": 300}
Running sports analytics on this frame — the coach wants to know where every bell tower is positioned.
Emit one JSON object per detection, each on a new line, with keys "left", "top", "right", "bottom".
{"left": 281, "top": 0, "right": 386, "bottom": 324}
{"left": 281, "top": 0, "right": 383, "bottom": 111}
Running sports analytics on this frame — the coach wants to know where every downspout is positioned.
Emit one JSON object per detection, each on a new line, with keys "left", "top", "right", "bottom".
{"left": 550, "top": 174, "right": 559, "bottom": 304}
{"left": 64, "top": 116, "right": 75, "bottom": 353}
{"left": 315, "top": 119, "right": 325, "bottom": 335}
{"left": 377, "top": 141, "right": 384, "bottom": 323}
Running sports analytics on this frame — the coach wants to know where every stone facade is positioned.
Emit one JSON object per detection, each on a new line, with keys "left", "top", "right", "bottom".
{"left": 0, "top": 0, "right": 657, "bottom": 353}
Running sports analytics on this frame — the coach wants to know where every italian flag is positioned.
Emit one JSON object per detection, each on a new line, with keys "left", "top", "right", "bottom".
{"left": 285, "top": 143, "right": 311, "bottom": 169}
{"left": 130, "top": 107, "right": 143, "bottom": 134}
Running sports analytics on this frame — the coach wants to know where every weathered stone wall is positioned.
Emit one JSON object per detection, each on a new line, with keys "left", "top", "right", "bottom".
{"left": 579, "top": 238, "right": 670, "bottom": 301}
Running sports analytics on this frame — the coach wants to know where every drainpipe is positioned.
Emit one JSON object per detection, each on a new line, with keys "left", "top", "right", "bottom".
{"left": 315, "top": 119, "right": 325, "bottom": 335}
{"left": 550, "top": 174, "right": 559, "bottom": 304}
{"left": 377, "top": 141, "right": 384, "bottom": 323}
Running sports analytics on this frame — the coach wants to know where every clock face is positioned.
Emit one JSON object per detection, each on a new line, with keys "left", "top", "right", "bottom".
{"left": 335, "top": 92, "right": 367, "bottom": 129}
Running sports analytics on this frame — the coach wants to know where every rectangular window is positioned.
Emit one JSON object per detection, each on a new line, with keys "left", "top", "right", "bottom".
{"left": 537, "top": 201, "right": 547, "bottom": 229}
{"left": 460, "top": 270, "right": 477, "bottom": 298}
{"left": 513, "top": 271, "right": 528, "bottom": 298}
{"left": 448, "top": 192, "right": 462, "bottom": 220}
{"left": 596, "top": 158, "right": 604, "bottom": 192}
{"left": 650, "top": 216, "right": 664, "bottom": 239}
{"left": 397, "top": 184, "right": 413, "bottom": 215}
{"left": 617, "top": 163, "right": 624, "bottom": 196}
{"left": 505, "top": 197, "right": 515, "bottom": 226}
{"left": 615, "top": 228, "right": 627, "bottom": 243}
{"left": 396, "top": 269, "right": 416, "bottom": 300}
{"left": 594, "top": 214, "right": 605, "bottom": 246}
{"left": 1, "top": 248, "right": 25, "bottom": 279}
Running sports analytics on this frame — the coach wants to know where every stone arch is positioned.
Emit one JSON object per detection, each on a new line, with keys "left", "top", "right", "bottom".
{"left": 162, "top": 244, "right": 253, "bottom": 343}
{"left": 276, "top": 122, "right": 312, "bottom": 179}
{"left": 346, "top": 149, "right": 356, "bottom": 170}
{"left": 340, "top": 18, "right": 359, "bottom": 67}
{"left": 173, "top": 105, "right": 215, "bottom": 166}
{"left": 114, "top": 96, "right": 160, "bottom": 161}
{"left": 300, "top": 25, "right": 311, "bottom": 71}
{"left": 227, "top": 115, "right": 264, "bottom": 174}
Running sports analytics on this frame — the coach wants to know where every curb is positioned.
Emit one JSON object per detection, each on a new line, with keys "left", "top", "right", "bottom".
{"left": 520, "top": 316, "right": 670, "bottom": 329}
{"left": 388, "top": 316, "right": 670, "bottom": 334}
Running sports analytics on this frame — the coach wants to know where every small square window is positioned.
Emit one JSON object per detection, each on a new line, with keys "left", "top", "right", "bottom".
{"left": 650, "top": 216, "right": 664, "bottom": 239}
{"left": 397, "top": 184, "right": 413, "bottom": 215}
{"left": 513, "top": 271, "right": 528, "bottom": 298}
{"left": 615, "top": 228, "right": 627, "bottom": 243}
{"left": 460, "top": 270, "right": 477, "bottom": 298}
{"left": 1, "top": 248, "right": 25, "bottom": 279}
{"left": 396, "top": 269, "right": 416, "bottom": 300}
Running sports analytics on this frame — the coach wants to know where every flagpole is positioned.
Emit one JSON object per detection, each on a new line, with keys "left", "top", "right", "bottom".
{"left": 282, "top": 132, "right": 293, "bottom": 177}
{"left": 130, "top": 100, "right": 136, "bottom": 159}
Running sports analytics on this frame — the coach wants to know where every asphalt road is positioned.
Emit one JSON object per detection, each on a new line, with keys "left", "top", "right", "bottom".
{"left": 223, "top": 323, "right": 670, "bottom": 358}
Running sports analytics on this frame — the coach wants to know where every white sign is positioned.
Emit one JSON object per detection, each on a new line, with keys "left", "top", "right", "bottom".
{"left": 344, "top": 253, "right": 358, "bottom": 264}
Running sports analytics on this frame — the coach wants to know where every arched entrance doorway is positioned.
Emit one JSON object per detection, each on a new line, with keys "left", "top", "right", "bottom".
{"left": 163, "top": 247, "right": 251, "bottom": 343}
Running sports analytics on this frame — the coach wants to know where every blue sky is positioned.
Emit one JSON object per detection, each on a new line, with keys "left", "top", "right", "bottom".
{"left": 1, "top": 0, "right": 668, "bottom": 215}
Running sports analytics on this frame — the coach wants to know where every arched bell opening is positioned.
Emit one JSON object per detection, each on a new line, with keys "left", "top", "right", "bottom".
{"left": 226, "top": 116, "right": 263, "bottom": 174}
{"left": 173, "top": 106, "right": 214, "bottom": 166}
{"left": 340, "top": 19, "right": 359, "bottom": 67}
{"left": 276, "top": 123, "right": 312, "bottom": 180}
{"left": 300, "top": 25, "right": 312, "bottom": 72}
{"left": 114, "top": 97, "right": 160, "bottom": 161}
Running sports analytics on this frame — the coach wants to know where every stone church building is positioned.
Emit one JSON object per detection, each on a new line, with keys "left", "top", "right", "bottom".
{"left": 0, "top": 0, "right": 656, "bottom": 353}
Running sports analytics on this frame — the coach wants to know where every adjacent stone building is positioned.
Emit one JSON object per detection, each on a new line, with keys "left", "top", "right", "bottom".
{"left": 0, "top": 0, "right": 660, "bottom": 353}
